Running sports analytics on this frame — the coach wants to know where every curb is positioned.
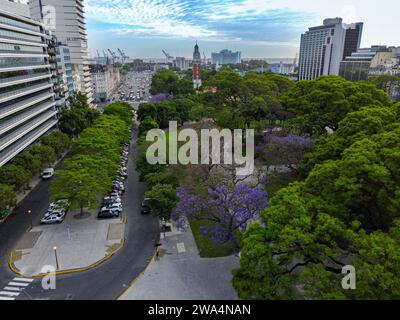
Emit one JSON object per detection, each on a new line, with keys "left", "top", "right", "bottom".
{"left": 115, "top": 250, "right": 157, "bottom": 300}
{"left": 8, "top": 219, "right": 127, "bottom": 279}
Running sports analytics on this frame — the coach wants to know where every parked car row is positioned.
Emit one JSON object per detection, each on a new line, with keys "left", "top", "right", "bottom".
{"left": 98, "top": 144, "right": 130, "bottom": 219}
{"left": 41, "top": 199, "right": 70, "bottom": 224}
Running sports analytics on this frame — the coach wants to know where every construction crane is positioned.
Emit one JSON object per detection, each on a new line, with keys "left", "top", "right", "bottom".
{"left": 117, "top": 48, "right": 129, "bottom": 64}
{"left": 162, "top": 49, "right": 174, "bottom": 63}
{"left": 102, "top": 50, "right": 108, "bottom": 58}
{"left": 96, "top": 50, "right": 101, "bottom": 58}
{"left": 107, "top": 49, "right": 118, "bottom": 62}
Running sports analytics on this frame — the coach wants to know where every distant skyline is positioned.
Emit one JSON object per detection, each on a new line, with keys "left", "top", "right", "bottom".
{"left": 86, "top": 0, "right": 400, "bottom": 59}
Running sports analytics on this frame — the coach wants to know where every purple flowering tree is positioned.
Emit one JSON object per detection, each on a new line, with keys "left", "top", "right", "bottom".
{"left": 149, "top": 93, "right": 171, "bottom": 103}
{"left": 173, "top": 185, "right": 268, "bottom": 250}
{"left": 260, "top": 132, "right": 314, "bottom": 173}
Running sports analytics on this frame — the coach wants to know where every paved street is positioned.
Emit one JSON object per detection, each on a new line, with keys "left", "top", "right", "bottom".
{"left": 120, "top": 222, "right": 239, "bottom": 300}
{"left": 0, "top": 130, "right": 159, "bottom": 300}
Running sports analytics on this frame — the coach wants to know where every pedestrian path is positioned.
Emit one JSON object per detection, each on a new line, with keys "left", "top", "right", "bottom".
{"left": 0, "top": 277, "right": 34, "bottom": 300}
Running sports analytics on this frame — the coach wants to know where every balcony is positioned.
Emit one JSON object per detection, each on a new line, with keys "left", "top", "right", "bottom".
{"left": 0, "top": 72, "right": 51, "bottom": 88}
{"left": 0, "top": 82, "right": 52, "bottom": 104}
{"left": 0, "top": 109, "right": 57, "bottom": 152}
{"left": 0, "top": 63, "right": 51, "bottom": 73}
{"left": 0, "top": 52, "right": 48, "bottom": 58}
{"left": 0, "top": 92, "right": 54, "bottom": 119}
{"left": 0, "top": 118, "right": 57, "bottom": 167}
{"left": 0, "top": 100, "right": 56, "bottom": 136}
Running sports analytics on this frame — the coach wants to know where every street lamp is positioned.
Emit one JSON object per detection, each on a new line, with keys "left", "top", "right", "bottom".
{"left": 27, "top": 209, "right": 33, "bottom": 230}
{"left": 53, "top": 246, "right": 60, "bottom": 270}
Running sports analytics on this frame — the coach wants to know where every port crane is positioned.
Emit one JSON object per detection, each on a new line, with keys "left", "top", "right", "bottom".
{"left": 162, "top": 49, "right": 174, "bottom": 63}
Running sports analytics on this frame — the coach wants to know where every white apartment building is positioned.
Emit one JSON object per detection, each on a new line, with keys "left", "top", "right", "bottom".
{"left": 90, "top": 64, "right": 120, "bottom": 103}
{"left": 298, "top": 18, "right": 363, "bottom": 80}
{"left": 0, "top": 0, "right": 57, "bottom": 166}
{"left": 29, "top": 0, "right": 94, "bottom": 104}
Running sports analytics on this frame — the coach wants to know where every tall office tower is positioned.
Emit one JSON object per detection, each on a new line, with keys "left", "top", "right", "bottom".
{"left": 211, "top": 49, "right": 242, "bottom": 65}
{"left": 0, "top": 0, "right": 57, "bottom": 167}
{"left": 298, "top": 18, "right": 363, "bottom": 80}
{"left": 193, "top": 42, "right": 202, "bottom": 90}
{"left": 29, "top": 0, "right": 94, "bottom": 105}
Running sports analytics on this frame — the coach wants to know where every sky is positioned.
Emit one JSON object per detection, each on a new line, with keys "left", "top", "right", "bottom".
{"left": 86, "top": 0, "right": 400, "bottom": 59}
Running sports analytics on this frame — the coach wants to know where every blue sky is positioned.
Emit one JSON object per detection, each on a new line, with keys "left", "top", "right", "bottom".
{"left": 86, "top": 0, "right": 400, "bottom": 59}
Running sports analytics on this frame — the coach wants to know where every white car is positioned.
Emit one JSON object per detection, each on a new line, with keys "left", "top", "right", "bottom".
{"left": 101, "top": 203, "right": 122, "bottom": 213}
{"left": 42, "top": 168, "right": 54, "bottom": 180}
{"left": 41, "top": 214, "right": 65, "bottom": 224}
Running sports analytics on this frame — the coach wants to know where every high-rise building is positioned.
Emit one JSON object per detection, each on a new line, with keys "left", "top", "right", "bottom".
{"left": 174, "top": 57, "right": 189, "bottom": 71}
{"left": 193, "top": 43, "right": 201, "bottom": 90}
{"left": 0, "top": 0, "right": 57, "bottom": 166}
{"left": 298, "top": 18, "right": 363, "bottom": 80}
{"left": 29, "top": 0, "right": 94, "bottom": 105}
{"left": 56, "top": 42, "right": 74, "bottom": 100}
{"left": 90, "top": 63, "right": 120, "bottom": 103}
{"left": 340, "top": 46, "right": 400, "bottom": 81}
{"left": 211, "top": 49, "right": 241, "bottom": 65}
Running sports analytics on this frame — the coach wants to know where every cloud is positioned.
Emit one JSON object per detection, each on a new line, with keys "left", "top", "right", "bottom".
{"left": 86, "top": 0, "right": 312, "bottom": 43}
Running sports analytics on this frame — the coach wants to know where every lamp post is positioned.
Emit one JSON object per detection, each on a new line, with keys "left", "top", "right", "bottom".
{"left": 27, "top": 209, "right": 33, "bottom": 230}
{"left": 53, "top": 246, "right": 60, "bottom": 270}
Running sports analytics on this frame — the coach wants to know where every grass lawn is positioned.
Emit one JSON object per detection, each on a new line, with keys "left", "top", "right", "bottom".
{"left": 189, "top": 217, "right": 235, "bottom": 258}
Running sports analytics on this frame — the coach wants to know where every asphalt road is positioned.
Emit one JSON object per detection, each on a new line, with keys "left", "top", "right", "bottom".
{"left": 0, "top": 131, "right": 159, "bottom": 300}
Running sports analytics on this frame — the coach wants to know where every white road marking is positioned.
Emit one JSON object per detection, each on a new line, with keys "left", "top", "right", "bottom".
{"left": 0, "top": 291, "right": 20, "bottom": 297}
{"left": 8, "top": 282, "right": 29, "bottom": 287}
{"left": 4, "top": 287, "right": 21, "bottom": 292}
{"left": 13, "top": 278, "right": 33, "bottom": 283}
{"left": 177, "top": 242, "right": 186, "bottom": 253}
{"left": 0, "top": 296, "right": 15, "bottom": 300}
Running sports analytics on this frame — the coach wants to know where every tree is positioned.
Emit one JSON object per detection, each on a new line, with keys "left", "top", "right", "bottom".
{"left": 30, "top": 145, "right": 57, "bottom": 168}
{"left": 138, "top": 117, "right": 159, "bottom": 136}
{"left": 173, "top": 185, "right": 268, "bottom": 249}
{"left": 0, "top": 165, "right": 32, "bottom": 191}
{"left": 41, "top": 131, "right": 71, "bottom": 156}
{"left": 12, "top": 151, "right": 42, "bottom": 176}
{"left": 59, "top": 92, "right": 99, "bottom": 137}
{"left": 281, "top": 76, "right": 392, "bottom": 134}
{"left": 150, "top": 69, "right": 194, "bottom": 96}
{"left": 0, "top": 184, "right": 16, "bottom": 209}
{"left": 103, "top": 102, "right": 134, "bottom": 125}
{"left": 145, "top": 184, "right": 178, "bottom": 219}
{"left": 50, "top": 169, "right": 104, "bottom": 216}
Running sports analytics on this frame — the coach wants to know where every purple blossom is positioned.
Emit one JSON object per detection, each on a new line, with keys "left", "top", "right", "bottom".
{"left": 173, "top": 185, "right": 268, "bottom": 248}
{"left": 149, "top": 93, "right": 171, "bottom": 103}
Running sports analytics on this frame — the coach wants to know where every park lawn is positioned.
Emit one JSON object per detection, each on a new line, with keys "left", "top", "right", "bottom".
{"left": 189, "top": 217, "right": 235, "bottom": 258}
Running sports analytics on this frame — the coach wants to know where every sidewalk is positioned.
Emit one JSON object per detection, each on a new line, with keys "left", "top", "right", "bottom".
{"left": 10, "top": 210, "right": 125, "bottom": 277}
{"left": 120, "top": 222, "right": 239, "bottom": 300}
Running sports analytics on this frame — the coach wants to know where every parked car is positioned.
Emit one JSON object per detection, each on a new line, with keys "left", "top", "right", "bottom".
{"left": 101, "top": 203, "right": 122, "bottom": 213}
{"left": 42, "top": 168, "right": 54, "bottom": 180}
{"left": 41, "top": 213, "right": 65, "bottom": 224}
{"left": 141, "top": 198, "right": 151, "bottom": 215}
{"left": 47, "top": 199, "right": 69, "bottom": 213}
{"left": 44, "top": 207, "right": 67, "bottom": 218}
{"left": 98, "top": 209, "right": 120, "bottom": 219}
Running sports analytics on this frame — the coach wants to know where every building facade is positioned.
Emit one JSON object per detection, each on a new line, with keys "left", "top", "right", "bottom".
{"left": 340, "top": 46, "right": 400, "bottom": 82}
{"left": 174, "top": 57, "right": 189, "bottom": 71}
{"left": 193, "top": 43, "right": 202, "bottom": 90}
{"left": 90, "top": 64, "right": 120, "bottom": 103}
{"left": 211, "top": 49, "right": 241, "bottom": 65}
{"left": 56, "top": 42, "right": 74, "bottom": 100}
{"left": 298, "top": 18, "right": 363, "bottom": 80}
{"left": 29, "top": 0, "right": 94, "bottom": 105}
{"left": 0, "top": 1, "right": 57, "bottom": 166}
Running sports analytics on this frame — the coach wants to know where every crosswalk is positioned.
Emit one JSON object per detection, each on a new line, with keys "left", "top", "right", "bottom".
{"left": 0, "top": 277, "right": 34, "bottom": 300}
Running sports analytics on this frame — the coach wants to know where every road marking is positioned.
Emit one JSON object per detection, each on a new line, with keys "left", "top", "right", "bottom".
{"left": 8, "top": 282, "right": 29, "bottom": 287}
{"left": 177, "top": 242, "right": 186, "bottom": 253}
{"left": 4, "top": 287, "right": 21, "bottom": 291}
{"left": 0, "top": 296, "right": 15, "bottom": 300}
{"left": 13, "top": 278, "right": 33, "bottom": 283}
{"left": 0, "top": 291, "right": 20, "bottom": 297}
